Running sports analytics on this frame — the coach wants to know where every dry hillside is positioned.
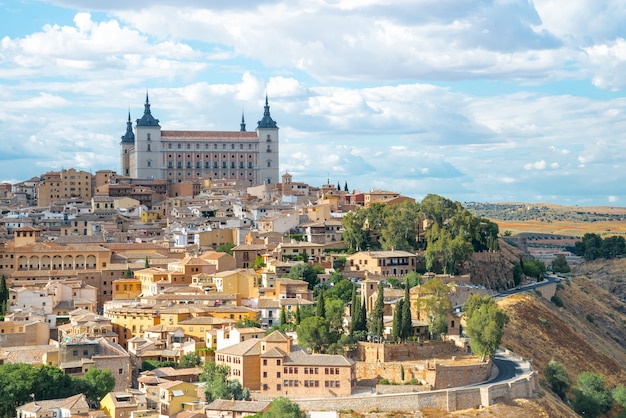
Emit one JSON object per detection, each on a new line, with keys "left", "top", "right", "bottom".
{"left": 500, "top": 276, "right": 626, "bottom": 387}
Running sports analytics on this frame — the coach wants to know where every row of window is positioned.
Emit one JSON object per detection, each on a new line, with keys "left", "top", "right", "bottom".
{"left": 168, "top": 161, "right": 254, "bottom": 169}
{"left": 164, "top": 143, "right": 260, "bottom": 150}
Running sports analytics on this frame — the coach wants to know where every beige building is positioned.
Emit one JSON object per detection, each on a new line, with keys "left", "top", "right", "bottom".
{"left": 215, "top": 338, "right": 262, "bottom": 390}
{"left": 346, "top": 250, "right": 418, "bottom": 277}
{"left": 0, "top": 320, "right": 49, "bottom": 347}
{"left": 37, "top": 168, "right": 93, "bottom": 207}
{"left": 17, "top": 394, "right": 89, "bottom": 418}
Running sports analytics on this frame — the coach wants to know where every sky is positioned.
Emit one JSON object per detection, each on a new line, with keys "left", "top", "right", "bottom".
{"left": 1, "top": 1, "right": 626, "bottom": 207}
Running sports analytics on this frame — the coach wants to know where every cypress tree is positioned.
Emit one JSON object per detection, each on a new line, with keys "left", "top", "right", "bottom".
{"left": 316, "top": 290, "right": 326, "bottom": 318}
{"left": 344, "top": 181, "right": 349, "bottom": 192}
{"left": 392, "top": 298, "right": 403, "bottom": 342}
{"left": 145, "top": 256, "right": 150, "bottom": 268}
{"left": 400, "top": 283, "right": 412, "bottom": 340}
{"left": 369, "top": 281, "right": 385, "bottom": 339}
{"left": 295, "top": 303, "right": 301, "bottom": 325}
{"left": 0, "top": 275, "right": 7, "bottom": 304}
{"left": 350, "top": 283, "right": 358, "bottom": 331}
{"left": 280, "top": 306, "right": 287, "bottom": 325}
{"left": 356, "top": 297, "right": 367, "bottom": 332}
{"left": 124, "top": 266, "right": 132, "bottom": 278}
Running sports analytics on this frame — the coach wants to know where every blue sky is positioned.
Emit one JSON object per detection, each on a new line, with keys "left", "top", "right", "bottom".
{"left": 2, "top": 0, "right": 626, "bottom": 206}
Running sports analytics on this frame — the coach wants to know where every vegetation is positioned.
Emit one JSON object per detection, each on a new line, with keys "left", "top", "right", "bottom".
{"left": 141, "top": 359, "right": 177, "bottom": 371}
{"left": 216, "top": 242, "right": 236, "bottom": 255}
{"left": 287, "top": 263, "right": 321, "bottom": 290}
{"left": 571, "top": 233, "right": 626, "bottom": 260}
{"left": 201, "top": 362, "right": 250, "bottom": 403}
{"left": 521, "top": 259, "right": 546, "bottom": 279}
{"left": 0, "top": 364, "right": 114, "bottom": 417}
{"left": 342, "top": 195, "right": 499, "bottom": 271}
{"left": 544, "top": 360, "right": 570, "bottom": 400}
{"left": 416, "top": 277, "right": 452, "bottom": 339}
{"left": 235, "top": 318, "right": 263, "bottom": 328}
{"left": 551, "top": 254, "right": 570, "bottom": 273}
{"left": 251, "top": 396, "right": 305, "bottom": 418}
{"left": 571, "top": 372, "right": 612, "bottom": 417}
{"left": 0, "top": 275, "right": 8, "bottom": 316}
{"left": 463, "top": 294, "right": 508, "bottom": 361}
{"left": 296, "top": 316, "right": 331, "bottom": 353}
{"left": 178, "top": 352, "right": 202, "bottom": 368}
{"left": 367, "top": 281, "right": 385, "bottom": 339}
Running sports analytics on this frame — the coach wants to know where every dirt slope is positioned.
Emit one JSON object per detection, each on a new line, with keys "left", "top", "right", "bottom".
{"left": 500, "top": 277, "right": 626, "bottom": 387}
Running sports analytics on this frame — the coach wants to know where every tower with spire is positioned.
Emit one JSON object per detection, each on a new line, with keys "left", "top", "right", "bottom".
{"left": 120, "top": 92, "right": 279, "bottom": 185}
{"left": 256, "top": 94, "right": 279, "bottom": 185}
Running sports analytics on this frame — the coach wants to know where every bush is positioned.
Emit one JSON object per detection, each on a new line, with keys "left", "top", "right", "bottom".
{"left": 538, "top": 317, "right": 550, "bottom": 327}
{"left": 586, "top": 314, "right": 595, "bottom": 323}
{"left": 544, "top": 360, "right": 570, "bottom": 400}
{"left": 551, "top": 295, "right": 564, "bottom": 307}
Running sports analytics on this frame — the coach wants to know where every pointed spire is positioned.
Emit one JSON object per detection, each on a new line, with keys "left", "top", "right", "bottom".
{"left": 240, "top": 110, "right": 246, "bottom": 132}
{"left": 121, "top": 109, "right": 135, "bottom": 143}
{"left": 136, "top": 90, "right": 160, "bottom": 127}
{"left": 257, "top": 94, "right": 278, "bottom": 129}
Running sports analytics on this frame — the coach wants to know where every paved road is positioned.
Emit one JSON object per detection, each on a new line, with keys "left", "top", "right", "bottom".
{"left": 496, "top": 273, "right": 560, "bottom": 298}
{"left": 490, "top": 353, "right": 523, "bottom": 383}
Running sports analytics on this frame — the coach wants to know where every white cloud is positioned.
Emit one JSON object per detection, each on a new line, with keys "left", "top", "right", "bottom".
{"left": 524, "top": 160, "right": 547, "bottom": 170}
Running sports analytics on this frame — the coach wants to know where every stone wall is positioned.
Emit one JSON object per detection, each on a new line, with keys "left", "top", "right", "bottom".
{"left": 356, "top": 341, "right": 461, "bottom": 362}
{"left": 432, "top": 360, "right": 492, "bottom": 389}
{"left": 293, "top": 371, "right": 539, "bottom": 413}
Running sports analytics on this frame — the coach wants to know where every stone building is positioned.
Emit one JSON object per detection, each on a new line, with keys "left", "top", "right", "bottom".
{"left": 120, "top": 93, "right": 279, "bottom": 186}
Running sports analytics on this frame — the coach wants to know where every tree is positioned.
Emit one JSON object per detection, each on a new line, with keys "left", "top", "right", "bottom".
{"left": 201, "top": 362, "right": 250, "bottom": 403}
{"left": 144, "top": 256, "right": 150, "bottom": 268}
{"left": 81, "top": 368, "right": 115, "bottom": 404}
{"left": 614, "top": 384, "right": 626, "bottom": 410}
{"left": 235, "top": 318, "right": 262, "bottom": 328}
{"left": 316, "top": 290, "right": 326, "bottom": 318}
{"left": 254, "top": 255, "right": 265, "bottom": 269}
{"left": 391, "top": 298, "right": 403, "bottom": 342}
{"left": 417, "top": 277, "right": 452, "bottom": 339}
{"left": 294, "top": 303, "right": 301, "bottom": 325}
{"left": 325, "top": 279, "right": 353, "bottom": 303}
{"left": 216, "top": 242, "right": 236, "bottom": 256}
{"left": 400, "top": 283, "right": 412, "bottom": 341}
{"left": 280, "top": 306, "right": 288, "bottom": 325}
{"left": 551, "top": 254, "right": 570, "bottom": 274}
{"left": 296, "top": 316, "right": 331, "bottom": 353}
{"left": 463, "top": 295, "right": 508, "bottom": 361}
{"left": 368, "top": 281, "right": 385, "bottom": 339}
{"left": 260, "top": 396, "right": 305, "bottom": 418}
{"left": 344, "top": 181, "right": 349, "bottom": 192}
{"left": 380, "top": 201, "right": 421, "bottom": 251}
{"left": 0, "top": 275, "right": 8, "bottom": 315}
{"left": 124, "top": 266, "right": 132, "bottom": 278}
{"left": 522, "top": 259, "right": 546, "bottom": 279}
{"left": 342, "top": 209, "right": 369, "bottom": 251}
{"left": 288, "top": 263, "right": 319, "bottom": 290}
{"left": 178, "top": 352, "right": 202, "bottom": 368}
{"left": 544, "top": 360, "right": 570, "bottom": 400}
{"left": 572, "top": 372, "right": 612, "bottom": 417}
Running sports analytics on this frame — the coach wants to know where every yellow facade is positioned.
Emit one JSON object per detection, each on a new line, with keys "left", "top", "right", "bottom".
{"left": 112, "top": 278, "right": 142, "bottom": 300}
{"left": 107, "top": 306, "right": 161, "bottom": 348}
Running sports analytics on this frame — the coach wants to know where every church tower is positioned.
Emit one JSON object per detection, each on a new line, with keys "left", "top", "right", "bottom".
{"left": 256, "top": 95, "right": 279, "bottom": 185}
{"left": 120, "top": 111, "right": 135, "bottom": 177}
{"left": 133, "top": 92, "right": 162, "bottom": 179}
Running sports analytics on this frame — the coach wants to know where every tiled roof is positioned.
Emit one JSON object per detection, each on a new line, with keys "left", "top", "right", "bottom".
{"left": 216, "top": 338, "right": 261, "bottom": 356}
{"left": 284, "top": 348, "right": 355, "bottom": 367}
{"left": 206, "top": 399, "right": 271, "bottom": 413}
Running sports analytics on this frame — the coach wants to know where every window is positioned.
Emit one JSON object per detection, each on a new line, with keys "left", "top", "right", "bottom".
{"left": 119, "top": 368, "right": 123, "bottom": 374}
{"left": 187, "top": 143, "right": 191, "bottom": 149}
{"left": 267, "top": 160, "right": 271, "bottom": 167}
{"left": 147, "top": 133, "right": 151, "bottom": 140}
{"left": 168, "top": 143, "right": 172, "bottom": 149}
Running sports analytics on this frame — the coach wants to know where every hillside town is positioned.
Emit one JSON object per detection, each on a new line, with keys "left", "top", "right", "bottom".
{"left": 0, "top": 96, "right": 539, "bottom": 418}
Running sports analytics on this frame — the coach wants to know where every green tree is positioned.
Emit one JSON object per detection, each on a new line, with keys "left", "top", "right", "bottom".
{"left": 124, "top": 266, "right": 133, "bottom": 278}
{"left": 81, "top": 367, "right": 115, "bottom": 404}
{"left": 417, "top": 277, "right": 452, "bottom": 339}
{"left": 235, "top": 318, "right": 262, "bottom": 328}
{"left": 0, "top": 275, "right": 8, "bottom": 315}
{"left": 294, "top": 303, "right": 301, "bottom": 325}
{"left": 614, "top": 384, "right": 626, "bottom": 410}
{"left": 258, "top": 396, "right": 305, "bottom": 418}
{"left": 280, "top": 306, "right": 288, "bottom": 325}
{"left": 316, "top": 290, "right": 326, "bottom": 318}
{"left": 522, "top": 259, "right": 546, "bottom": 279}
{"left": 391, "top": 298, "right": 403, "bottom": 342}
{"left": 344, "top": 181, "right": 349, "bottom": 192}
{"left": 551, "top": 254, "right": 570, "bottom": 274}
{"left": 216, "top": 242, "right": 236, "bottom": 255}
{"left": 144, "top": 256, "right": 150, "bottom": 268}
{"left": 342, "top": 209, "right": 369, "bottom": 251}
{"left": 380, "top": 201, "right": 421, "bottom": 251}
{"left": 368, "top": 281, "right": 385, "bottom": 339}
{"left": 544, "top": 360, "right": 570, "bottom": 400}
{"left": 201, "top": 362, "right": 250, "bottom": 403}
{"left": 463, "top": 295, "right": 508, "bottom": 361}
{"left": 325, "top": 279, "right": 353, "bottom": 303}
{"left": 254, "top": 255, "right": 265, "bottom": 269}
{"left": 178, "top": 352, "right": 202, "bottom": 368}
{"left": 400, "top": 283, "right": 412, "bottom": 341}
{"left": 572, "top": 372, "right": 612, "bottom": 417}
{"left": 405, "top": 271, "right": 421, "bottom": 289}
{"left": 297, "top": 316, "right": 331, "bottom": 353}
{"left": 288, "top": 263, "right": 319, "bottom": 290}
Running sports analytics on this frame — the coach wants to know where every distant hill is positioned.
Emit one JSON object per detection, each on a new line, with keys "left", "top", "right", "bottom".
{"left": 465, "top": 202, "right": 626, "bottom": 237}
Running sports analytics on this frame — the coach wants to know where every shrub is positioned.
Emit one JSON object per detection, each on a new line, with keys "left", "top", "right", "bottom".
{"left": 538, "top": 317, "right": 550, "bottom": 327}
{"left": 551, "top": 295, "right": 564, "bottom": 307}
{"left": 586, "top": 314, "right": 595, "bottom": 323}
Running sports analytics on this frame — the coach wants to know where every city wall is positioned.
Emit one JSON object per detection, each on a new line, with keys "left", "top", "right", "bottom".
{"left": 356, "top": 341, "right": 461, "bottom": 362}
{"left": 294, "top": 371, "right": 539, "bottom": 413}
